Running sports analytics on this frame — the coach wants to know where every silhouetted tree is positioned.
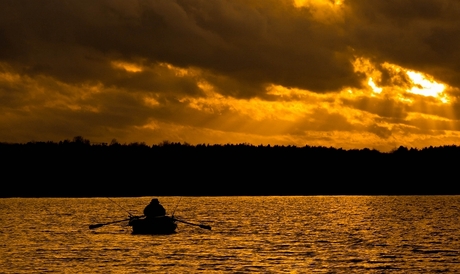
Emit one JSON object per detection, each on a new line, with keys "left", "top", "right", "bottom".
{"left": 110, "top": 138, "right": 120, "bottom": 146}
{"left": 1, "top": 138, "right": 460, "bottom": 197}
{"left": 72, "top": 136, "right": 90, "bottom": 145}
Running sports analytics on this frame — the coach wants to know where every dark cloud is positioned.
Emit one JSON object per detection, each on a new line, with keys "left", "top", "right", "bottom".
{"left": 107, "top": 64, "right": 204, "bottom": 97}
{"left": 0, "top": 0, "right": 365, "bottom": 97}
{"left": 2, "top": 0, "right": 460, "bottom": 96}
{"left": 367, "top": 124, "right": 392, "bottom": 139}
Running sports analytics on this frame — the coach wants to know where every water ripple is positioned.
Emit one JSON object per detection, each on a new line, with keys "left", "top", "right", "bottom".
{"left": 1, "top": 196, "right": 459, "bottom": 273}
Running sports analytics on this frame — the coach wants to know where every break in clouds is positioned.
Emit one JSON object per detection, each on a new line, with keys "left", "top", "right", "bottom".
{"left": 1, "top": 0, "right": 460, "bottom": 151}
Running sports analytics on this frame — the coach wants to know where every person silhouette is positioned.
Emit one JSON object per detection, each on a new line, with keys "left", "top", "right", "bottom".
{"left": 128, "top": 198, "right": 176, "bottom": 234}
{"left": 143, "top": 198, "right": 166, "bottom": 218}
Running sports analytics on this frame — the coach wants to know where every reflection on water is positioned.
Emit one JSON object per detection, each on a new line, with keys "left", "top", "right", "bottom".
{"left": 0, "top": 196, "right": 459, "bottom": 273}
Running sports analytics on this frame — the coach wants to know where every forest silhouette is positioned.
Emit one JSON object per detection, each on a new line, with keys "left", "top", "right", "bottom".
{"left": 2, "top": 136, "right": 459, "bottom": 197}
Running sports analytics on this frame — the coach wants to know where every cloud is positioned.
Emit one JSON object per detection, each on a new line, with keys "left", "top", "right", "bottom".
{"left": 1, "top": 0, "right": 460, "bottom": 151}
{"left": 345, "top": 0, "right": 460, "bottom": 87}
{"left": 2, "top": 0, "right": 460, "bottom": 94}
{"left": 367, "top": 124, "right": 392, "bottom": 139}
{"left": 342, "top": 96, "right": 408, "bottom": 119}
{"left": 0, "top": 0, "right": 364, "bottom": 95}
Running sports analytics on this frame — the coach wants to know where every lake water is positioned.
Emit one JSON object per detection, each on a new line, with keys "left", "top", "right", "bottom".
{"left": 1, "top": 196, "right": 459, "bottom": 273}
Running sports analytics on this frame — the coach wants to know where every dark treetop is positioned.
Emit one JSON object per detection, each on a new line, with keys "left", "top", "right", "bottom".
{"left": 2, "top": 137, "right": 459, "bottom": 197}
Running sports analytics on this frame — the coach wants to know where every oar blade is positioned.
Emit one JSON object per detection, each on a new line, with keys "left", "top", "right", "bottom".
{"left": 199, "top": 224, "right": 211, "bottom": 230}
{"left": 89, "top": 223, "right": 104, "bottom": 229}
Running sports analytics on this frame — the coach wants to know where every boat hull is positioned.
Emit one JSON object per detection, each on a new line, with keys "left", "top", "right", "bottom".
{"left": 128, "top": 216, "right": 177, "bottom": 235}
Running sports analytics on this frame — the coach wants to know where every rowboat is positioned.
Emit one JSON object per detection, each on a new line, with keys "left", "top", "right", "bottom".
{"left": 89, "top": 215, "right": 210, "bottom": 234}
{"left": 127, "top": 215, "right": 212, "bottom": 234}
{"left": 127, "top": 216, "right": 177, "bottom": 235}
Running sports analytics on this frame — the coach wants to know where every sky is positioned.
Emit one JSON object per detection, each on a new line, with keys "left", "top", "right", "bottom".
{"left": 2, "top": 0, "right": 460, "bottom": 152}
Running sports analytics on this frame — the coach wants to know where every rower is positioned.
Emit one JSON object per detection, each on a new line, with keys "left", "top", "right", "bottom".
{"left": 143, "top": 198, "right": 166, "bottom": 218}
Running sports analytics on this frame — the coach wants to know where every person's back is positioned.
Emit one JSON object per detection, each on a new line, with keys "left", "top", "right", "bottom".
{"left": 144, "top": 198, "right": 166, "bottom": 218}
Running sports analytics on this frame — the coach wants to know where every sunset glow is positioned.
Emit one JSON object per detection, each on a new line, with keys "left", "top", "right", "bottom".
{"left": 406, "top": 71, "right": 448, "bottom": 102}
{"left": 294, "top": 0, "right": 342, "bottom": 7}
{"left": 368, "top": 78, "right": 382, "bottom": 94}
{"left": 112, "top": 61, "right": 143, "bottom": 73}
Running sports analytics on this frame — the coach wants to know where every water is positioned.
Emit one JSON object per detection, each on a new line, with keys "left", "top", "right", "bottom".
{"left": 1, "top": 196, "right": 459, "bottom": 273}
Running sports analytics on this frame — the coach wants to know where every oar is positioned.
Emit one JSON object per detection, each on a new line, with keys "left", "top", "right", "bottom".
{"left": 89, "top": 217, "right": 135, "bottom": 229}
{"left": 172, "top": 217, "right": 211, "bottom": 230}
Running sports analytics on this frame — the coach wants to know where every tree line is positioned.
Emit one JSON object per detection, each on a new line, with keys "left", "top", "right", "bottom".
{"left": 2, "top": 136, "right": 459, "bottom": 197}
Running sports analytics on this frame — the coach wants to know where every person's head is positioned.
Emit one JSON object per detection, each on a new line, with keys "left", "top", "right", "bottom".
{"left": 150, "top": 198, "right": 159, "bottom": 204}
